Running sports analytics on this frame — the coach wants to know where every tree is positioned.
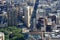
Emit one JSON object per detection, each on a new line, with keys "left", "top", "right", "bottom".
{"left": 0, "top": 26, "right": 24, "bottom": 40}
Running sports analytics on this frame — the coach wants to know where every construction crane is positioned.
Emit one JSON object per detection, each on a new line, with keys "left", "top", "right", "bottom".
{"left": 30, "top": 0, "right": 40, "bottom": 31}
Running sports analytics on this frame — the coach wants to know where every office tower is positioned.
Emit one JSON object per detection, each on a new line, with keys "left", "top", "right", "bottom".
{"left": 7, "top": 6, "right": 18, "bottom": 26}
{"left": 7, "top": 0, "right": 20, "bottom": 26}
{"left": 24, "top": 6, "right": 33, "bottom": 27}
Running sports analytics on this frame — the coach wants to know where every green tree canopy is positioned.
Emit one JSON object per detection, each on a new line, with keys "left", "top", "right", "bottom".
{"left": 0, "top": 26, "right": 24, "bottom": 40}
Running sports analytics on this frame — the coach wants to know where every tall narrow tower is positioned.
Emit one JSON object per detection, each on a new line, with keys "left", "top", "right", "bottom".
{"left": 24, "top": 6, "right": 33, "bottom": 28}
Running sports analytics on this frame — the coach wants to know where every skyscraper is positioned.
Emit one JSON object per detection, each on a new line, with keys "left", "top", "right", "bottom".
{"left": 7, "top": 6, "right": 18, "bottom": 26}
{"left": 24, "top": 6, "right": 33, "bottom": 27}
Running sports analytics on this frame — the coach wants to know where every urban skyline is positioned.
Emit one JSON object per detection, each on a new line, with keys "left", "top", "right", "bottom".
{"left": 0, "top": 0, "right": 60, "bottom": 40}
